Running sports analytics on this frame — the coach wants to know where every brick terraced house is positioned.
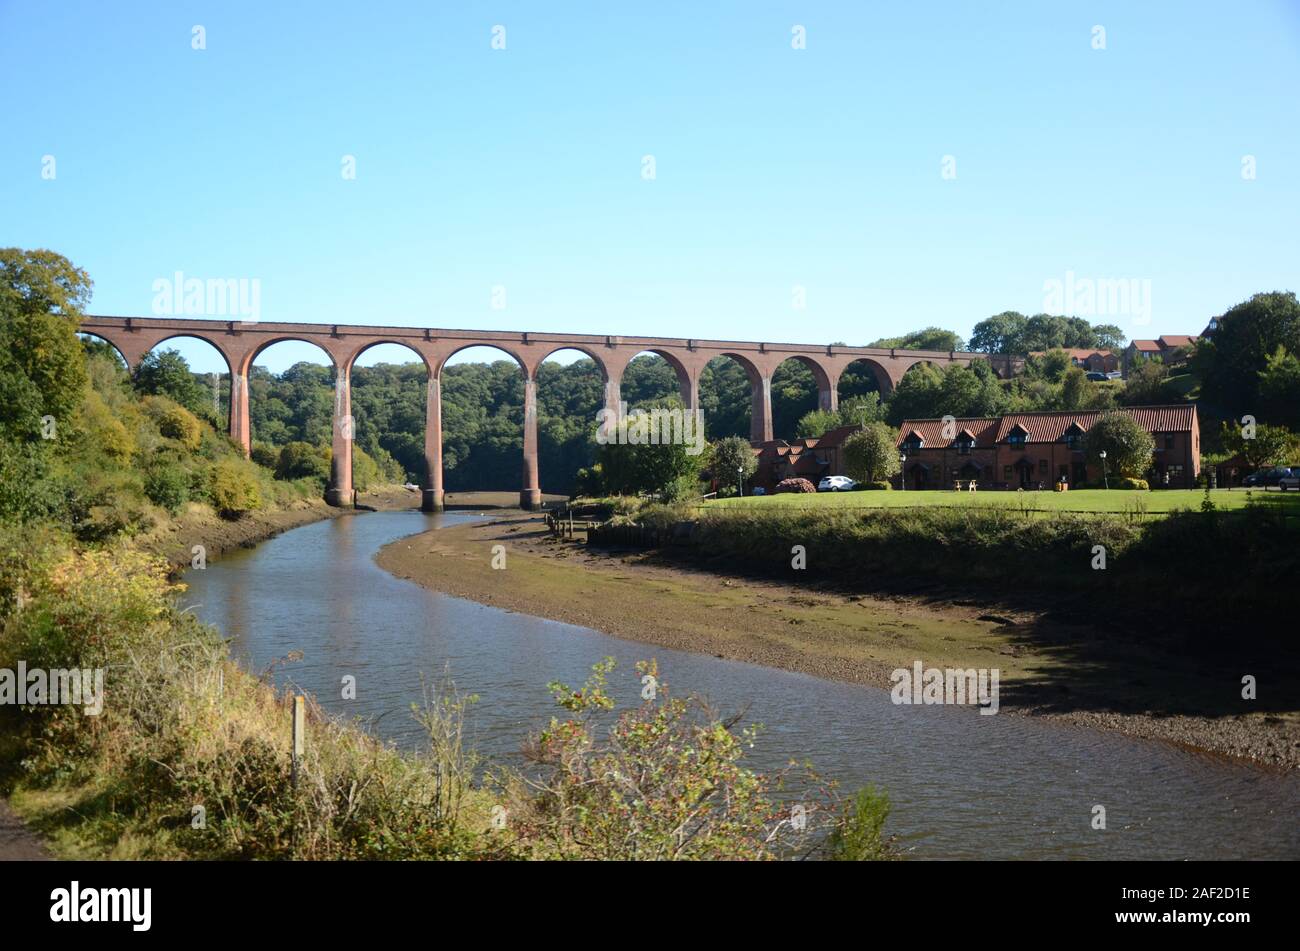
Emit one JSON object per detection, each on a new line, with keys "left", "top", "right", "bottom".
{"left": 749, "top": 425, "right": 862, "bottom": 492}
{"left": 894, "top": 405, "right": 1200, "bottom": 490}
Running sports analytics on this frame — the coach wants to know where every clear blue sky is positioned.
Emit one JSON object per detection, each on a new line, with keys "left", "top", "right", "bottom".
{"left": 3, "top": 1, "right": 1298, "bottom": 373}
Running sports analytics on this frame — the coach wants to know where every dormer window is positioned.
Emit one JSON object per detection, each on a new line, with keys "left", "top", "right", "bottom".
{"left": 954, "top": 434, "right": 974, "bottom": 455}
{"left": 1062, "top": 423, "right": 1084, "bottom": 451}
{"left": 902, "top": 433, "right": 924, "bottom": 452}
{"left": 1006, "top": 426, "right": 1028, "bottom": 450}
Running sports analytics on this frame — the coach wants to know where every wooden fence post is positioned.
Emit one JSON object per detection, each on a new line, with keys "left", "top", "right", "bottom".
{"left": 291, "top": 694, "right": 305, "bottom": 788}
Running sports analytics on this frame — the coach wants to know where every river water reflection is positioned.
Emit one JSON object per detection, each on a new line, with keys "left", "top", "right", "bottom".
{"left": 182, "top": 510, "right": 1300, "bottom": 860}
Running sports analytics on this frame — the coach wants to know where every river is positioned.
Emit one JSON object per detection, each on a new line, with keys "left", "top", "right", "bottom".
{"left": 182, "top": 510, "right": 1300, "bottom": 860}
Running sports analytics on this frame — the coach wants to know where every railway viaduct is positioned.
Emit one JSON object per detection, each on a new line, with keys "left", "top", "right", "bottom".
{"left": 77, "top": 316, "right": 1020, "bottom": 510}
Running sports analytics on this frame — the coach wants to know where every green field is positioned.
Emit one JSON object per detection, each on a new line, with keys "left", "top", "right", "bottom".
{"left": 707, "top": 487, "right": 1300, "bottom": 515}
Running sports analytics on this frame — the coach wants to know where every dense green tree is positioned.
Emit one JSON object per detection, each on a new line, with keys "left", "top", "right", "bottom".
{"left": 842, "top": 423, "right": 901, "bottom": 483}
{"left": 1084, "top": 411, "right": 1155, "bottom": 480}
{"left": 0, "top": 248, "right": 91, "bottom": 439}
{"left": 1258, "top": 346, "right": 1300, "bottom": 431}
{"left": 1221, "top": 420, "right": 1298, "bottom": 469}
{"left": 968, "top": 311, "right": 1028, "bottom": 354}
{"left": 867, "top": 327, "right": 965, "bottom": 352}
{"left": 1119, "top": 359, "right": 1172, "bottom": 406}
{"left": 134, "top": 348, "right": 209, "bottom": 415}
{"left": 708, "top": 435, "right": 757, "bottom": 488}
{"left": 1195, "top": 292, "right": 1300, "bottom": 417}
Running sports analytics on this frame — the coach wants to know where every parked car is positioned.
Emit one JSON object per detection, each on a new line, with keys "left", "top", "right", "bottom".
{"left": 1243, "top": 466, "right": 1292, "bottom": 487}
{"left": 1279, "top": 468, "right": 1300, "bottom": 491}
{"left": 817, "top": 475, "right": 856, "bottom": 492}
{"left": 751, "top": 486, "right": 766, "bottom": 495}
{"left": 1085, "top": 371, "right": 1108, "bottom": 381}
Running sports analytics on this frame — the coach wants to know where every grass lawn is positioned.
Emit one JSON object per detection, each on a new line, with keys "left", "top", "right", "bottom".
{"left": 706, "top": 487, "right": 1300, "bottom": 515}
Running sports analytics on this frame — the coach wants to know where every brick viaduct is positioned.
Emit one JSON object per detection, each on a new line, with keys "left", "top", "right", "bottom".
{"left": 77, "top": 316, "right": 1021, "bottom": 510}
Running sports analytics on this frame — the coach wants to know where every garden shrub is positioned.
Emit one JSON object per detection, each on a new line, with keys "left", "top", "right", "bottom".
{"left": 775, "top": 477, "right": 816, "bottom": 494}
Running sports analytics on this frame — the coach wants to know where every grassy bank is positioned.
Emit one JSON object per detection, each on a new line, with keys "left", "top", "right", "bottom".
{"left": 708, "top": 487, "right": 1299, "bottom": 516}
{"left": 635, "top": 495, "right": 1298, "bottom": 651}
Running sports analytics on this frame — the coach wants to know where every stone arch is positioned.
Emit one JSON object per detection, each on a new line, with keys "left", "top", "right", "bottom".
{"left": 343, "top": 341, "right": 432, "bottom": 500}
{"left": 770, "top": 355, "right": 833, "bottom": 441}
{"left": 241, "top": 337, "right": 346, "bottom": 503}
{"left": 436, "top": 342, "right": 527, "bottom": 379}
{"left": 614, "top": 348, "right": 693, "bottom": 409}
{"left": 700, "top": 352, "right": 764, "bottom": 442}
{"left": 134, "top": 333, "right": 235, "bottom": 427}
{"left": 434, "top": 343, "right": 539, "bottom": 510}
{"left": 533, "top": 347, "right": 612, "bottom": 497}
{"left": 835, "top": 356, "right": 892, "bottom": 401}
{"left": 75, "top": 331, "right": 130, "bottom": 370}
{"left": 533, "top": 344, "right": 609, "bottom": 384}
{"left": 345, "top": 339, "right": 433, "bottom": 376}
{"left": 239, "top": 335, "right": 339, "bottom": 378}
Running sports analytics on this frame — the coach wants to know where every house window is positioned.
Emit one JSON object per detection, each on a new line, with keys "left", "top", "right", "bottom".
{"left": 1039, "top": 459, "right": 1048, "bottom": 473}
{"left": 1165, "top": 434, "right": 1176, "bottom": 451}
{"left": 1007, "top": 431, "right": 1026, "bottom": 449}
{"left": 1003, "top": 465, "right": 1012, "bottom": 478}
{"left": 903, "top": 437, "right": 923, "bottom": 453}
{"left": 1167, "top": 464, "right": 1184, "bottom": 482}
{"left": 955, "top": 436, "right": 973, "bottom": 455}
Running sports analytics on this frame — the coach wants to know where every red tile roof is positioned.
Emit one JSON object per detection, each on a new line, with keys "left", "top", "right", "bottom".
{"left": 1157, "top": 335, "right": 1198, "bottom": 349}
{"left": 896, "top": 417, "right": 1000, "bottom": 448}
{"left": 897, "top": 406, "right": 1197, "bottom": 447}
{"left": 1131, "top": 339, "right": 1161, "bottom": 351}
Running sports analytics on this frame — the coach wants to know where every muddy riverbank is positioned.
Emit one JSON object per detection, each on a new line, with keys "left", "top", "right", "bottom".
{"left": 376, "top": 512, "right": 1300, "bottom": 770}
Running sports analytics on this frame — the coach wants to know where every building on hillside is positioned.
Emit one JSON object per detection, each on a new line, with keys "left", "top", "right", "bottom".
{"left": 1122, "top": 335, "right": 1199, "bottom": 377}
{"left": 894, "top": 405, "right": 1200, "bottom": 490}
{"left": 748, "top": 424, "right": 862, "bottom": 492}
{"left": 1028, "top": 348, "right": 1119, "bottom": 373}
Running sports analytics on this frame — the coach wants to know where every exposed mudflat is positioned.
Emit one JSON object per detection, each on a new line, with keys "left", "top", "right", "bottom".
{"left": 377, "top": 512, "right": 1300, "bottom": 771}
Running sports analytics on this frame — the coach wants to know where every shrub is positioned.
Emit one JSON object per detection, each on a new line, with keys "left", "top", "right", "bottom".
{"left": 143, "top": 461, "right": 189, "bottom": 513}
{"left": 250, "top": 442, "right": 279, "bottom": 470}
{"left": 775, "top": 477, "right": 816, "bottom": 494}
{"left": 855, "top": 480, "right": 892, "bottom": 491}
{"left": 505, "top": 658, "right": 886, "bottom": 860}
{"left": 80, "top": 389, "right": 136, "bottom": 461}
{"left": 1117, "top": 477, "right": 1149, "bottom": 490}
{"left": 208, "top": 460, "right": 262, "bottom": 516}
{"left": 276, "top": 441, "right": 330, "bottom": 483}
{"left": 142, "top": 396, "right": 202, "bottom": 450}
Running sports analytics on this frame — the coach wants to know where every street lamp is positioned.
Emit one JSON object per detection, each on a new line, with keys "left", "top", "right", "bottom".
{"left": 899, "top": 451, "right": 907, "bottom": 492}
{"left": 737, "top": 465, "right": 744, "bottom": 498}
{"left": 1099, "top": 450, "right": 1109, "bottom": 490}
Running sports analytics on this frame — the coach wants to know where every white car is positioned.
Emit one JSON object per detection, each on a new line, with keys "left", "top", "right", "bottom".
{"left": 817, "top": 475, "right": 856, "bottom": 492}
{"left": 1279, "top": 468, "right": 1300, "bottom": 491}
